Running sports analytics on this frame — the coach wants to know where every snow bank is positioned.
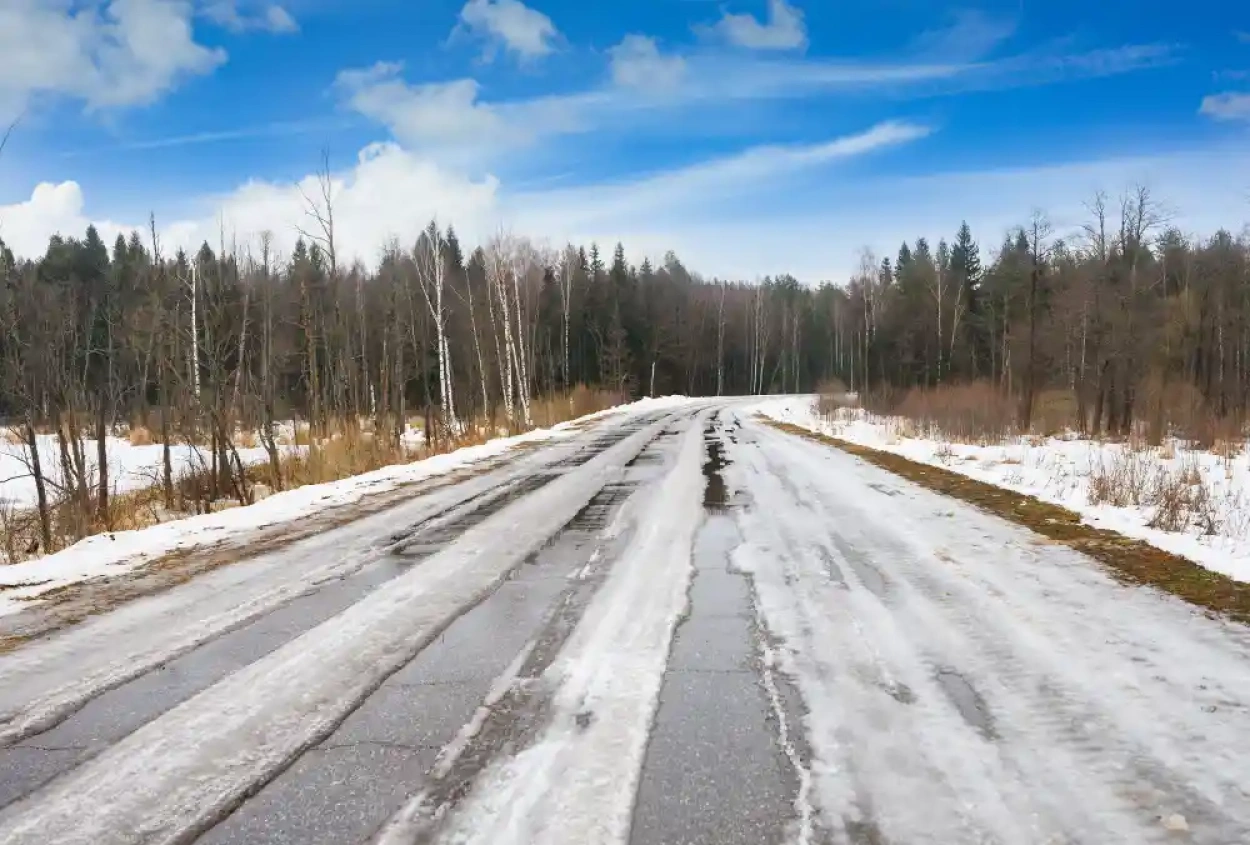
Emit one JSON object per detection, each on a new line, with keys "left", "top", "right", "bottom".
{"left": 754, "top": 397, "right": 1250, "bottom": 583}
{"left": 0, "top": 396, "right": 697, "bottom": 615}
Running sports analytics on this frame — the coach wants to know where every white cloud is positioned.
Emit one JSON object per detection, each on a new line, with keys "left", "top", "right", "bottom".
{"left": 609, "top": 35, "right": 686, "bottom": 91}
{"left": 0, "top": 121, "right": 925, "bottom": 270}
{"left": 0, "top": 182, "right": 129, "bottom": 259}
{"left": 333, "top": 62, "right": 605, "bottom": 166}
{"left": 7, "top": 139, "right": 1250, "bottom": 285}
{"left": 1200, "top": 91, "right": 1250, "bottom": 121}
{"left": 910, "top": 10, "right": 1016, "bottom": 60}
{"left": 171, "top": 143, "right": 503, "bottom": 261}
{"left": 0, "top": 0, "right": 226, "bottom": 117}
{"left": 335, "top": 63, "right": 503, "bottom": 151}
{"left": 712, "top": 0, "right": 807, "bottom": 51}
{"left": 457, "top": 0, "right": 558, "bottom": 62}
{"left": 203, "top": 1, "right": 298, "bottom": 33}
{"left": 515, "top": 121, "right": 932, "bottom": 229}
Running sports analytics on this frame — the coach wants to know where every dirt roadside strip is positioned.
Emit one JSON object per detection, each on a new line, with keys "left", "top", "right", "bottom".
{"left": 764, "top": 419, "right": 1250, "bottom": 627}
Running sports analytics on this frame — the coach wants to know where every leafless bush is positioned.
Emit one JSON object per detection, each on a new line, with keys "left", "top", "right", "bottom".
{"left": 870, "top": 381, "right": 1016, "bottom": 444}
{"left": 1087, "top": 449, "right": 1156, "bottom": 508}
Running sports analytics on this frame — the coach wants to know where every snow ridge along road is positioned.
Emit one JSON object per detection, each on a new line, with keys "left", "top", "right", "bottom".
{"left": 0, "top": 407, "right": 693, "bottom": 845}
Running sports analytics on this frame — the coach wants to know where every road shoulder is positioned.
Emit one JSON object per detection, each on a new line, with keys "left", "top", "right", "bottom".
{"left": 764, "top": 419, "right": 1250, "bottom": 627}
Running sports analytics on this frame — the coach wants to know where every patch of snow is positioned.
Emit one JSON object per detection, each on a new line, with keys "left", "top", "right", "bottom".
{"left": 753, "top": 397, "right": 1250, "bottom": 583}
{"left": 421, "top": 410, "right": 707, "bottom": 845}
{"left": 0, "top": 396, "right": 699, "bottom": 615}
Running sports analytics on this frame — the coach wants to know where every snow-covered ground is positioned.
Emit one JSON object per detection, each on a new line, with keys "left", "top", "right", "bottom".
{"left": 0, "top": 397, "right": 696, "bottom": 615}
{"left": 754, "top": 396, "right": 1250, "bottom": 583}
{"left": 729, "top": 416, "right": 1250, "bottom": 843}
{"left": 0, "top": 435, "right": 303, "bottom": 510}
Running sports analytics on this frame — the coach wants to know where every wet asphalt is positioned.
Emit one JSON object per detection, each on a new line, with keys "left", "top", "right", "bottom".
{"left": 0, "top": 413, "right": 669, "bottom": 814}
{"left": 630, "top": 418, "right": 802, "bottom": 845}
{"left": 195, "top": 418, "right": 685, "bottom": 844}
{"left": 0, "top": 407, "right": 816, "bottom": 844}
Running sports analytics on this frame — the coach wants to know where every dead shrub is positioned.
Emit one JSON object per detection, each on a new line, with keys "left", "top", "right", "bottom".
{"left": 1189, "top": 409, "right": 1244, "bottom": 451}
{"left": 1, "top": 428, "right": 24, "bottom": 446}
{"left": 889, "top": 381, "right": 1015, "bottom": 444}
{"left": 127, "top": 426, "right": 154, "bottom": 446}
{"left": 1087, "top": 449, "right": 1155, "bottom": 508}
{"left": 1148, "top": 470, "right": 1196, "bottom": 532}
{"left": 233, "top": 430, "right": 259, "bottom": 449}
{"left": 1032, "top": 389, "right": 1078, "bottom": 436}
{"left": 815, "top": 378, "right": 858, "bottom": 417}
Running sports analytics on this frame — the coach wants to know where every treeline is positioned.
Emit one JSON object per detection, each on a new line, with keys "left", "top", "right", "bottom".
{"left": 828, "top": 189, "right": 1250, "bottom": 441}
{"left": 2, "top": 180, "right": 1249, "bottom": 548}
{"left": 0, "top": 187, "right": 836, "bottom": 549}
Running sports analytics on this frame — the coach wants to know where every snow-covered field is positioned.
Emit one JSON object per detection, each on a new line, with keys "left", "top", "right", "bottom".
{"left": 755, "top": 396, "right": 1250, "bottom": 583}
{"left": 0, "top": 435, "right": 302, "bottom": 510}
{"left": 0, "top": 397, "right": 696, "bottom": 615}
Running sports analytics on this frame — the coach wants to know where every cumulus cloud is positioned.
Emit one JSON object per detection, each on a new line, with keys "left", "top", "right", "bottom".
{"left": 0, "top": 181, "right": 129, "bottom": 259}
{"left": 456, "top": 0, "right": 559, "bottom": 62}
{"left": 712, "top": 0, "right": 807, "bottom": 51}
{"left": 0, "top": 119, "right": 930, "bottom": 273}
{"left": 203, "top": 1, "right": 298, "bottom": 33}
{"left": 335, "top": 63, "right": 503, "bottom": 150}
{"left": 609, "top": 35, "right": 686, "bottom": 91}
{"left": 9, "top": 121, "right": 1248, "bottom": 286}
{"left": 1200, "top": 91, "right": 1250, "bottom": 121}
{"left": 0, "top": 0, "right": 226, "bottom": 117}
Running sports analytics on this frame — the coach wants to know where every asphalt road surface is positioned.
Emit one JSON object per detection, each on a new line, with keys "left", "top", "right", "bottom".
{"left": 1, "top": 400, "right": 1248, "bottom": 845}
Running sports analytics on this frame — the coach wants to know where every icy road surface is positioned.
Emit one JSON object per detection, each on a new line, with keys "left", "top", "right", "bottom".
{"left": 0, "top": 403, "right": 1248, "bottom": 844}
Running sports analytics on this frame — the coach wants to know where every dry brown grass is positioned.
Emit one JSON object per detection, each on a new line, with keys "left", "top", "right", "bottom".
{"left": 1, "top": 428, "right": 24, "bottom": 446}
{"left": 529, "top": 385, "right": 620, "bottom": 428}
{"left": 1085, "top": 448, "right": 1231, "bottom": 537}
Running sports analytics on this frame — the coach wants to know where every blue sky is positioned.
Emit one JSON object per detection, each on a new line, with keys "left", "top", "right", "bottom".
{"left": 1, "top": 0, "right": 1249, "bottom": 280}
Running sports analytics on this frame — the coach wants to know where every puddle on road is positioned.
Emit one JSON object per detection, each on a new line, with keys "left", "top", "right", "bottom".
{"left": 702, "top": 424, "right": 730, "bottom": 511}
{"left": 935, "top": 668, "right": 996, "bottom": 740}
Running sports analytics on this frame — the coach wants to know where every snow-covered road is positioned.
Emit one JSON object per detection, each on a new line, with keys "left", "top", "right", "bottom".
{"left": 0, "top": 402, "right": 1248, "bottom": 844}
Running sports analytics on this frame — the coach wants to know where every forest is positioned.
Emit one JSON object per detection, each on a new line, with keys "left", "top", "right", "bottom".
{"left": 2, "top": 180, "right": 1249, "bottom": 553}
